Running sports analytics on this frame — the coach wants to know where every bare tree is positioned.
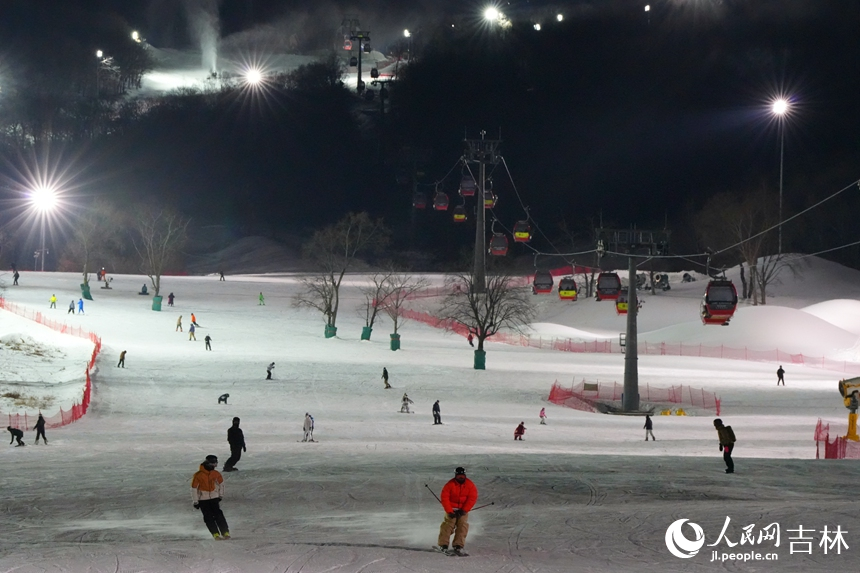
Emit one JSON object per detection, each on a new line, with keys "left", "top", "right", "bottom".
{"left": 438, "top": 269, "right": 537, "bottom": 368}
{"left": 380, "top": 273, "right": 429, "bottom": 335}
{"left": 131, "top": 207, "right": 189, "bottom": 297}
{"left": 294, "top": 212, "right": 388, "bottom": 332}
{"left": 357, "top": 269, "right": 397, "bottom": 337}
{"left": 695, "top": 186, "right": 786, "bottom": 305}
{"left": 65, "top": 200, "right": 123, "bottom": 288}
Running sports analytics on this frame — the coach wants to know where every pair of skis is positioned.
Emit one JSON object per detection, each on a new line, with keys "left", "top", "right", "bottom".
{"left": 432, "top": 546, "right": 469, "bottom": 557}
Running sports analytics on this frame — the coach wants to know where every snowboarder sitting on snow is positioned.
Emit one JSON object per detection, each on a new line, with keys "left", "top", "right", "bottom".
{"left": 436, "top": 466, "right": 478, "bottom": 556}
{"left": 139, "top": 284, "right": 148, "bottom": 295}
{"left": 401, "top": 393, "right": 414, "bottom": 413}
{"left": 190, "top": 455, "right": 230, "bottom": 539}
{"left": 218, "top": 393, "right": 229, "bottom": 405}
{"left": 7, "top": 426, "right": 25, "bottom": 446}
{"left": 514, "top": 422, "right": 526, "bottom": 440}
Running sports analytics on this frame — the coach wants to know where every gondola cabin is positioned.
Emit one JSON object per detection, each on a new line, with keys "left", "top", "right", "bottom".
{"left": 489, "top": 233, "right": 508, "bottom": 256}
{"left": 595, "top": 272, "right": 622, "bottom": 301}
{"left": 513, "top": 221, "right": 532, "bottom": 242}
{"left": 701, "top": 279, "right": 738, "bottom": 325}
{"left": 532, "top": 271, "right": 554, "bottom": 294}
{"left": 459, "top": 176, "right": 477, "bottom": 197}
{"left": 483, "top": 191, "right": 497, "bottom": 209}
{"left": 453, "top": 205, "right": 467, "bottom": 222}
{"left": 412, "top": 192, "right": 427, "bottom": 209}
{"left": 433, "top": 191, "right": 449, "bottom": 211}
{"left": 558, "top": 277, "right": 577, "bottom": 300}
{"left": 615, "top": 289, "right": 629, "bottom": 315}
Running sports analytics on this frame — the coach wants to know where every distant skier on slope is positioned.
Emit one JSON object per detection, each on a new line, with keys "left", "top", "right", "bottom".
{"left": 7, "top": 426, "right": 25, "bottom": 446}
{"left": 514, "top": 422, "right": 526, "bottom": 440}
{"left": 382, "top": 367, "right": 390, "bottom": 389}
{"left": 34, "top": 414, "right": 48, "bottom": 444}
{"left": 401, "top": 393, "right": 414, "bottom": 413}
{"left": 302, "top": 413, "right": 315, "bottom": 442}
{"left": 223, "top": 418, "right": 245, "bottom": 472}
{"left": 266, "top": 362, "right": 275, "bottom": 380}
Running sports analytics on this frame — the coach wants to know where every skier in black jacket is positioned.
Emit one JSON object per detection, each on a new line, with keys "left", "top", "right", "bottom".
{"left": 34, "top": 413, "right": 48, "bottom": 444}
{"left": 7, "top": 426, "right": 25, "bottom": 446}
{"left": 223, "top": 417, "right": 246, "bottom": 472}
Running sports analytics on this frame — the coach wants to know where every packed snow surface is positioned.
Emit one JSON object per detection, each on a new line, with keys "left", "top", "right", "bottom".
{"left": 1, "top": 256, "right": 859, "bottom": 572}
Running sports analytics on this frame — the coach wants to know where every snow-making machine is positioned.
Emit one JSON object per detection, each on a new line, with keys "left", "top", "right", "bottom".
{"left": 838, "top": 377, "right": 860, "bottom": 441}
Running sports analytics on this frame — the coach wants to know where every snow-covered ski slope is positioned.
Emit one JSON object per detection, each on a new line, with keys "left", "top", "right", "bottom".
{"left": 1, "top": 257, "right": 858, "bottom": 572}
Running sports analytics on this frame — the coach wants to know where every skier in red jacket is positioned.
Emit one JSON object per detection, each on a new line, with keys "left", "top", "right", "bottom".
{"left": 436, "top": 466, "right": 478, "bottom": 556}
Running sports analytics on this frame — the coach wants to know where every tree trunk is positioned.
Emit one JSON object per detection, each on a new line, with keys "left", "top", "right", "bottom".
{"left": 749, "top": 264, "right": 758, "bottom": 305}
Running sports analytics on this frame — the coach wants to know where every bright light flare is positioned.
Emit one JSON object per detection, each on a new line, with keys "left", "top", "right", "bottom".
{"left": 131, "top": 31, "right": 141, "bottom": 42}
{"left": 30, "top": 186, "right": 58, "bottom": 213}
{"left": 557, "top": 13, "right": 564, "bottom": 21}
{"left": 534, "top": 23, "right": 541, "bottom": 31}
{"left": 645, "top": 5, "right": 651, "bottom": 12}
{"left": 244, "top": 68, "right": 263, "bottom": 86}
{"left": 772, "top": 98, "right": 789, "bottom": 116}
{"left": 484, "top": 7, "right": 500, "bottom": 21}
{"left": 96, "top": 50, "right": 103, "bottom": 58}
{"left": 404, "top": 29, "right": 411, "bottom": 38}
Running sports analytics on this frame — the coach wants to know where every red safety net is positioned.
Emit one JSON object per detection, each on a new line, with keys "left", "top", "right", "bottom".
{"left": 814, "top": 418, "right": 860, "bottom": 460}
{"left": 0, "top": 298, "right": 101, "bottom": 430}
{"left": 548, "top": 379, "right": 720, "bottom": 414}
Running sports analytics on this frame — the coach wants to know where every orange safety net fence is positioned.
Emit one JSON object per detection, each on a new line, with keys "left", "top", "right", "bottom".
{"left": 548, "top": 379, "right": 721, "bottom": 415}
{"left": 1, "top": 298, "right": 101, "bottom": 430}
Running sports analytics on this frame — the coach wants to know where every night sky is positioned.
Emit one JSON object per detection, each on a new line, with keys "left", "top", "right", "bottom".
{"left": 2, "top": 1, "right": 859, "bottom": 270}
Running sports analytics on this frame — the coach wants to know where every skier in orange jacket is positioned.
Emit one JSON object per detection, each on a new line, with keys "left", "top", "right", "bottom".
{"left": 436, "top": 466, "right": 478, "bottom": 555}
{"left": 190, "top": 455, "right": 230, "bottom": 539}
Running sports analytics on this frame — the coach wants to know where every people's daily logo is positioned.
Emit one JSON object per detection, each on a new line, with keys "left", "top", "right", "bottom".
{"left": 665, "top": 519, "right": 706, "bottom": 559}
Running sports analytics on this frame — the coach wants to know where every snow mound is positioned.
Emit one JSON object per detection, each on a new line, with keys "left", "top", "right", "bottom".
{"left": 800, "top": 299, "right": 860, "bottom": 336}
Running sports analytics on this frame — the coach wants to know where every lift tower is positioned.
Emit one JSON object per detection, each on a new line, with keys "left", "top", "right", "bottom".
{"left": 464, "top": 132, "right": 501, "bottom": 293}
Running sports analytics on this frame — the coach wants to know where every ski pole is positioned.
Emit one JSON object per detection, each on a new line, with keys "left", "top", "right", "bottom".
{"left": 424, "top": 484, "right": 441, "bottom": 503}
{"left": 470, "top": 502, "right": 495, "bottom": 511}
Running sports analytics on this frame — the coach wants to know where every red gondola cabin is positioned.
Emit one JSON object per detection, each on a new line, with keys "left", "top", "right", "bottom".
{"left": 412, "top": 192, "right": 427, "bottom": 209}
{"left": 513, "top": 221, "right": 532, "bottom": 242}
{"left": 701, "top": 279, "right": 738, "bottom": 325}
{"left": 459, "top": 176, "right": 477, "bottom": 197}
{"left": 489, "top": 233, "right": 508, "bottom": 256}
{"left": 558, "top": 277, "right": 577, "bottom": 301}
{"left": 433, "top": 191, "right": 449, "bottom": 211}
{"left": 533, "top": 271, "right": 554, "bottom": 294}
{"left": 595, "top": 272, "right": 622, "bottom": 301}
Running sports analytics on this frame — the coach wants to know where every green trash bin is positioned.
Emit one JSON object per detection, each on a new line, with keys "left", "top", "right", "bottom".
{"left": 473, "top": 349, "right": 486, "bottom": 370}
{"left": 325, "top": 325, "right": 338, "bottom": 338}
{"left": 361, "top": 326, "right": 373, "bottom": 341}
{"left": 151, "top": 295, "right": 163, "bottom": 311}
{"left": 390, "top": 332, "right": 401, "bottom": 351}
{"left": 80, "top": 283, "right": 93, "bottom": 301}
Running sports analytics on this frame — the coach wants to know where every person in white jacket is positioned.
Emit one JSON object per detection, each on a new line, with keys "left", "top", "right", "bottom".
{"left": 302, "top": 413, "right": 315, "bottom": 442}
{"left": 401, "top": 393, "right": 414, "bottom": 413}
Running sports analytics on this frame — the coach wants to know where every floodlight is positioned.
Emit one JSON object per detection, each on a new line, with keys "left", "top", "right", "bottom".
{"left": 96, "top": 50, "right": 103, "bottom": 58}
{"left": 484, "top": 7, "right": 500, "bottom": 21}
{"left": 772, "top": 98, "right": 789, "bottom": 116}
{"left": 245, "top": 68, "right": 263, "bottom": 86}
{"left": 404, "top": 29, "right": 411, "bottom": 38}
{"left": 645, "top": 5, "right": 651, "bottom": 12}
{"left": 557, "top": 13, "right": 564, "bottom": 21}
{"left": 30, "top": 186, "right": 57, "bottom": 213}
{"left": 534, "top": 23, "right": 541, "bottom": 31}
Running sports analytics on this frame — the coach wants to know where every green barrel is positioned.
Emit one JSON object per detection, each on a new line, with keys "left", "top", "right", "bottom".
{"left": 151, "top": 295, "right": 163, "bottom": 311}
{"left": 361, "top": 326, "right": 373, "bottom": 340}
{"left": 473, "top": 349, "right": 486, "bottom": 370}
{"left": 389, "top": 332, "right": 401, "bottom": 351}
{"left": 325, "top": 325, "right": 338, "bottom": 338}
{"left": 80, "top": 283, "right": 93, "bottom": 301}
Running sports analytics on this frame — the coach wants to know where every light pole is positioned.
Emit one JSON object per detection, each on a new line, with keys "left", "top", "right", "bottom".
{"left": 30, "top": 185, "right": 56, "bottom": 272}
{"left": 772, "top": 97, "right": 789, "bottom": 257}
